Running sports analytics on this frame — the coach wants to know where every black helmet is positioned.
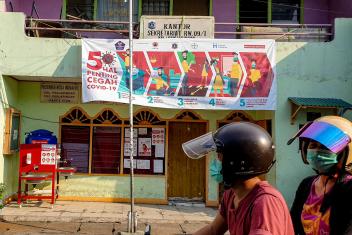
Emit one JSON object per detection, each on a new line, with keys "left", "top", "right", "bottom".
{"left": 182, "top": 122, "right": 275, "bottom": 188}
{"left": 215, "top": 122, "right": 275, "bottom": 186}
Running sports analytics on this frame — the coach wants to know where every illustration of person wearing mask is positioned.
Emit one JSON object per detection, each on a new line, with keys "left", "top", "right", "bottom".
{"left": 198, "top": 59, "right": 210, "bottom": 88}
{"left": 248, "top": 59, "right": 261, "bottom": 96}
{"left": 227, "top": 52, "right": 242, "bottom": 97}
{"left": 122, "top": 49, "right": 131, "bottom": 90}
{"left": 211, "top": 58, "right": 224, "bottom": 97}
{"left": 180, "top": 50, "right": 194, "bottom": 96}
{"left": 153, "top": 67, "right": 171, "bottom": 96}
{"left": 131, "top": 66, "right": 149, "bottom": 94}
{"left": 124, "top": 49, "right": 130, "bottom": 71}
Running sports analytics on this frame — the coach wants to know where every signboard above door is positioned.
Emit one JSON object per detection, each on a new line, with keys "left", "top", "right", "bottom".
{"left": 40, "top": 83, "right": 80, "bottom": 103}
{"left": 139, "top": 16, "right": 214, "bottom": 39}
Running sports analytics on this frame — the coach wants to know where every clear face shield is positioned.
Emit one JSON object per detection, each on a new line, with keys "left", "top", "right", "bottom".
{"left": 182, "top": 132, "right": 218, "bottom": 159}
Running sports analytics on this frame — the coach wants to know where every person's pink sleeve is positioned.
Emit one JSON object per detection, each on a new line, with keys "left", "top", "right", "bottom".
{"left": 219, "top": 192, "right": 227, "bottom": 218}
{"left": 219, "top": 190, "right": 231, "bottom": 220}
{"left": 249, "top": 195, "right": 294, "bottom": 235}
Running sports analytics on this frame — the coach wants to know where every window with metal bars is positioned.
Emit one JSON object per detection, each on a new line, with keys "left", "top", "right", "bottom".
{"left": 142, "top": 0, "right": 170, "bottom": 16}
{"left": 61, "top": 125, "right": 90, "bottom": 173}
{"left": 92, "top": 126, "right": 121, "bottom": 174}
{"left": 239, "top": 0, "right": 268, "bottom": 23}
{"left": 60, "top": 108, "right": 123, "bottom": 174}
{"left": 272, "top": 0, "right": 300, "bottom": 23}
{"left": 96, "top": 0, "right": 139, "bottom": 25}
{"left": 66, "top": 0, "right": 95, "bottom": 20}
{"left": 60, "top": 108, "right": 166, "bottom": 175}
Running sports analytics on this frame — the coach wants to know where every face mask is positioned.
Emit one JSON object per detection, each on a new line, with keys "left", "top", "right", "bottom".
{"left": 132, "top": 68, "right": 139, "bottom": 75}
{"left": 251, "top": 63, "right": 256, "bottom": 69}
{"left": 306, "top": 149, "right": 338, "bottom": 174}
{"left": 210, "top": 159, "right": 223, "bottom": 183}
{"left": 233, "top": 57, "right": 238, "bottom": 62}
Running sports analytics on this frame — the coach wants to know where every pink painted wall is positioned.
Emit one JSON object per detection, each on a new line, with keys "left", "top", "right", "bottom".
{"left": 5, "top": 0, "right": 62, "bottom": 19}
{"left": 213, "top": 0, "right": 237, "bottom": 38}
{"left": 329, "top": 0, "right": 352, "bottom": 23}
{"left": 303, "top": 0, "right": 352, "bottom": 24}
{"left": 304, "top": 0, "right": 329, "bottom": 24}
{"left": 4, "top": 0, "right": 352, "bottom": 39}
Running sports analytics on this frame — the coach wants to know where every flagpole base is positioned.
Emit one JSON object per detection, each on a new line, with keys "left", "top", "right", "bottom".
{"left": 127, "top": 211, "right": 138, "bottom": 233}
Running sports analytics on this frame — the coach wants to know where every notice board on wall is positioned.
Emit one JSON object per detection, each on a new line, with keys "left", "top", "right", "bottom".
{"left": 40, "top": 83, "right": 80, "bottom": 103}
{"left": 139, "top": 15, "right": 214, "bottom": 39}
{"left": 123, "top": 127, "right": 165, "bottom": 175}
{"left": 3, "top": 108, "right": 21, "bottom": 154}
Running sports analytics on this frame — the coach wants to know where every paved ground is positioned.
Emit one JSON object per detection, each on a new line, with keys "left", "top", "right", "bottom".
{"left": 0, "top": 201, "right": 222, "bottom": 234}
{"left": 0, "top": 221, "right": 210, "bottom": 234}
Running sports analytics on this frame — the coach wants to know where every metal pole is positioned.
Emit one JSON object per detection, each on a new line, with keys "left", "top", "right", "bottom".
{"left": 127, "top": 0, "right": 136, "bottom": 232}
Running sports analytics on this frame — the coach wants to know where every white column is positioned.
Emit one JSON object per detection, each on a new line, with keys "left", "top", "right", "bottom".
{"left": 0, "top": 0, "right": 6, "bottom": 12}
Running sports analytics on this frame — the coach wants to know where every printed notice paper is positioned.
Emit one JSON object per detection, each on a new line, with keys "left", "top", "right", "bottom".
{"left": 153, "top": 159, "right": 164, "bottom": 173}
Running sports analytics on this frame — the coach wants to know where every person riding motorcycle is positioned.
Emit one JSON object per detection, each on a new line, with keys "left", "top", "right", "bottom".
{"left": 288, "top": 116, "right": 352, "bottom": 235}
{"left": 183, "top": 122, "right": 294, "bottom": 235}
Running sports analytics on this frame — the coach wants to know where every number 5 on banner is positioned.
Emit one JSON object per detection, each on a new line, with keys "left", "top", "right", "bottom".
{"left": 87, "top": 51, "right": 102, "bottom": 70}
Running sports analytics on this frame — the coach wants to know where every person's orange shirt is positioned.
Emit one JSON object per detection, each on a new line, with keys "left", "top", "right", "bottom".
{"left": 182, "top": 60, "right": 190, "bottom": 73}
{"left": 154, "top": 77, "right": 169, "bottom": 90}
{"left": 125, "top": 56, "right": 130, "bottom": 67}
{"left": 249, "top": 69, "right": 261, "bottom": 82}
{"left": 230, "top": 63, "right": 242, "bottom": 79}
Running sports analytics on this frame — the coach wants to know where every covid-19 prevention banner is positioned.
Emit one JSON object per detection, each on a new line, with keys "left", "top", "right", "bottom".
{"left": 82, "top": 39, "right": 276, "bottom": 110}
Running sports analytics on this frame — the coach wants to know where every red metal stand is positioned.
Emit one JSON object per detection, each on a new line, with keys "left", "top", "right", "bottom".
{"left": 18, "top": 144, "right": 58, "bottom": 207}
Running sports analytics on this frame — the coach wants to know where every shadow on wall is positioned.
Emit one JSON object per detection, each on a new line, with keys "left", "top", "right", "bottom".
{"left": 53, "top": 45, "right": 82, "bottom": 79}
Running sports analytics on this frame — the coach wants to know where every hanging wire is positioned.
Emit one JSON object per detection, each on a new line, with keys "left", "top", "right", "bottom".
{"left": 0, "top": 99, "right": 59, "bottom": 124}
